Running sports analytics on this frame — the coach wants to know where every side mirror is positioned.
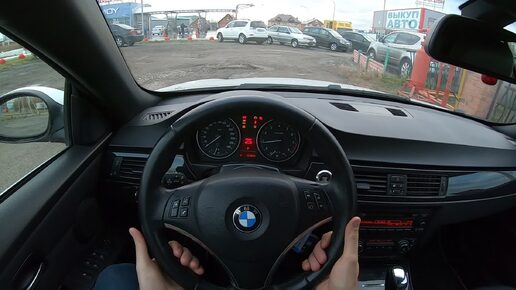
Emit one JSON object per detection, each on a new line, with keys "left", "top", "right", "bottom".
{"left": 378, "top": 36, "right": 384, "bottom": 43}
{"left": 425, "top": 14, "right": 516, "bottom": 83}
{"left": 0, "top": 87, "right": 64, "bottom": 143}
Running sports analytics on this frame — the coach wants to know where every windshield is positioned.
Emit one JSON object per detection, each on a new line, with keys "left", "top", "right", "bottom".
{"left": 328, "top": 29, "right": 342, "bottom": 38}
{"left": 289, "top": 27, "right": 302, "bottom": 34}
{"left": 97, "top": 0, "right": 516, "bottom": 124}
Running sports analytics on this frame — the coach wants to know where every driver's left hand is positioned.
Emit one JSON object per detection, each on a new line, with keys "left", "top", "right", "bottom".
{"left": 129, "top": 227, "right": 204, "bottom": 290}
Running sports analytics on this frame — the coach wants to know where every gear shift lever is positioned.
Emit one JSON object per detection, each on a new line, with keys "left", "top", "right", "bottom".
{"left": 386, "top": 266, "right": 408, "bottom": 290}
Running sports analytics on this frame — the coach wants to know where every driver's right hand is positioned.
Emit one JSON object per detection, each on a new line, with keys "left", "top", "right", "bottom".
{"left": 302, "top": 216, "right": 361, "bottom": 290}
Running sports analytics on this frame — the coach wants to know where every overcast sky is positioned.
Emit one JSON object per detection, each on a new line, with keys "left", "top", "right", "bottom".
{"left": 143, "top": 0, "right": 465, "bottom": 30}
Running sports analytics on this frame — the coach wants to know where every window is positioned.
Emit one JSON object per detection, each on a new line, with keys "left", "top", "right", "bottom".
{"left": 250, "top": 21, "right": 266, "bottom": 29}
{"left": 383, "top": 33, "right": 398, "bottom": 44}
{"left": 278, "top": 27, "right": 289, "bottom": 33}
{"left": 0, "top": 39, "right": 67, "bottom": 193}
{"left": 269, "top": 26, "right": 279, "bottom": 32}
{"left": 227, "top": 22, "right": 235, "bottom": 28}
{"left": 290, "top": 27, "right": 303, "bottom": 34}
{"left": 395, "top": 33, "right": 420, "bottom": 45}
{"left": 320, "top": 29, "right": 329, "bottom": 36}
{"left": 343, "top": 33, "right": 358, "bottom": 41}
{"left": 235, "top": 21, "right": 248, "bottom": 28}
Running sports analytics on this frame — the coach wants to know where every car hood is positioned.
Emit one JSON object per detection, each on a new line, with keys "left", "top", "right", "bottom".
{"left": 158, "top": 77, "right": 378, "bottom": 93}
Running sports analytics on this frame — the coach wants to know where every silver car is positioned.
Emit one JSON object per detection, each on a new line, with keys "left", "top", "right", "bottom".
{"left": 267, "top": 25, "right": 316, "bottom": 48}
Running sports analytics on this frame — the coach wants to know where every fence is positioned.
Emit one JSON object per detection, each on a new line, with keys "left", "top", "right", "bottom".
{"left": 352, "top": 50, "right": 385, "bottom": 76}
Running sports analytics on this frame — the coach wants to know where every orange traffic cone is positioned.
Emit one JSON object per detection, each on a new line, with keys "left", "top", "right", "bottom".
{"left": 143, "top": 37, "right": 149, "bottom": 42}
{"left": 18, "top": 53, "right": 26, "bottom": 59}
{"left": 187, "top": 36, "right": 192, "bottom": 41}
{"left": 209, "top": 36, "right": 215, "bottom": 41}
{"left": 165, "top": 36, "right": 170, "bottom": 41}
{"left": 0, "top": 58, "right": 6, "bottom": 64}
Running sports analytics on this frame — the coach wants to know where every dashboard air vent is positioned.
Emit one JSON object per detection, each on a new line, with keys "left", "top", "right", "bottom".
{"left": 142, "top": 111, "right": 174, "bottom": 121}
{"left": 353, "top": 168, "right": 446, "bottom": 197}
{"left": 330, "top": 102, "right": 358, "bottom": 112}
{"left": 354, "top": 171, "right": 388, "bottom": 195}
{"left": 114, "top": 156, "right": 147, "bottom": 181}
{"left": 386, "top": 108, "right": 408, "bottom": 117}
{"left": 406, "top": 174, "right": 444, "bottom": 196}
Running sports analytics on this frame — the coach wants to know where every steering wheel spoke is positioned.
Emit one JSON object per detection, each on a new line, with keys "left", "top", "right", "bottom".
{"left": 162, "top": 181, "right": 203, "bottom": 238}
{"left": 289, "top": 176, "right": 333, "bottom": 234}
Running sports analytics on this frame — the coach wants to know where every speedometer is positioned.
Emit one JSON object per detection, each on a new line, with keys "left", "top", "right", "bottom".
{"left": 196, "top": 119, "right": 240, "bottom": 159}
{"left": 257, "top": 120, "right": 300, "bottom": 162}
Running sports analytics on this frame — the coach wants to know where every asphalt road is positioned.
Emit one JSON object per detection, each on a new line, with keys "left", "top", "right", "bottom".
{"left": 121, "top": 41, "right": 355, "bottom": 90}
{"left": 0, "top": 142, "right": 66, "bottom": 193}
{"left": 0, "top": 114, "right": 48, "bottom": 137}
{"left": 0, "top": 59, "right": 65, "bottom": 96}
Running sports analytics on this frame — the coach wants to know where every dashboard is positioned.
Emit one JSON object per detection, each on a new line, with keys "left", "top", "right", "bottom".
{"left": 103, "top": 90, "right": 516, "bottom": 258}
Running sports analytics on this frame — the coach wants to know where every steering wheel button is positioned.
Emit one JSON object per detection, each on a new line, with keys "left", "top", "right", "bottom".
{"left": 304, "top": 192, "right": 315, "bottom": 202}
{"left": 172, "top": 200, "right": 180, "bottom": 208}
{"left": 317, "top": 202, "right": 328, "bottom": 211}
{"left": 170, "top": 207, "right": 179, "bottom": 217}
{"left": 179, "top": 207, "right": 189, "bottom": 217}
{"left": 306, "top": 202, "right": 316, "bottom": 210}
{"left": 181, "top": 196, "right": 190, "bottom": 206}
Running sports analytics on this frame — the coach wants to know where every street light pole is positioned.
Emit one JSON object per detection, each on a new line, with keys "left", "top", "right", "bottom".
{"left": 141, "top": 0, "right": 145, "bottom": 36}
{"left": 332, "top": 0, "right": 336, "bottom": 23}
{"left": 235, "top": 3, "right": 254, "bottom": 20}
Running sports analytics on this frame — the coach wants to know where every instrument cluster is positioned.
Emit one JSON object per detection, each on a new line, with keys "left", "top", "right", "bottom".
{"left": 194, "top": 114, "right": 302, "bottom": 163}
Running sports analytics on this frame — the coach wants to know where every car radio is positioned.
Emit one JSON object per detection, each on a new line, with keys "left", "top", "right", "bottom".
{"left": 358, "top": 210, "right": 432, "bottom": 257}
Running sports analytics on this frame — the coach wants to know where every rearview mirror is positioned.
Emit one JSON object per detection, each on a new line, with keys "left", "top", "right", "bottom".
{"left": 425, "top": 14, "right": 516, "bottom": 84}
{"left": 0, "top": 87, "right": 64, "bottom": 143}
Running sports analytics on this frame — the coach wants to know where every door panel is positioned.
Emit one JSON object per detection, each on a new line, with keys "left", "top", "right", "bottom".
{"left": 0, "top": 139, "right": 108, "bottom": 290}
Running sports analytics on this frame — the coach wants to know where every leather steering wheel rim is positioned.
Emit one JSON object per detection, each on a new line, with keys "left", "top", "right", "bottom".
{"left": 138, "top": 91, "right": 356, "bottom": 290}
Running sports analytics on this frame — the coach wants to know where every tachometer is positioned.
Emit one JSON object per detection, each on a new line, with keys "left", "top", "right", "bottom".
{"left": 196, "top": 119, "right": 240, "bottom": 159}
{"left": 257, "top": 120, "right": 300, "bottom": 162}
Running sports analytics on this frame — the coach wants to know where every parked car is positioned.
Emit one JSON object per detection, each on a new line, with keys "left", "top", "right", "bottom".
{"left": 339, "top": 31, "right": 375, "bottom": 52}
{"left": 216, "top": 20, "right": 268, "bottom": 44}
{"left": 267, "top": 25, "right": 316, "bottom": 48}
{"left": 152, "top": 25, "right": 165, "bottom": 36}
{"left": 302, "top": 27, "right": 351, "bottom": 51}
{"left": 366, "top": 31, "right": 425, "bottom": 78}
{"left": 109, "top": 24, "right": 144, "bottom": 47}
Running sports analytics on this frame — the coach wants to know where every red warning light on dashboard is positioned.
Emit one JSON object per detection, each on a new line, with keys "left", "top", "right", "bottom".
{"left": 243, "top": 138, "right": 254, "bottom": 145}
{"left": 258, "top": 116, "right": 263, "bottom": 121}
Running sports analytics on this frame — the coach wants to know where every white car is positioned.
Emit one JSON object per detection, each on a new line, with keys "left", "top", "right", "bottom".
{"left": 152, "top": 25, "right": 164, "bottom": 36}
{"left": 366, "top": 31, "right": 426, "bottom": 77}
{"left": 216, "top": 20, "right": 268, "bottom": 44}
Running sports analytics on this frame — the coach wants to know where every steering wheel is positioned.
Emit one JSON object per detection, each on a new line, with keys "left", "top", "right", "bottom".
{"left": 139, "top": 91, "right": 356, "bottom": 290}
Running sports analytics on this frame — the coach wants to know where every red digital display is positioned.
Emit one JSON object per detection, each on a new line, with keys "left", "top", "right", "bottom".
{"left": 361, "top": 219, "right": 413, "bottom": 228}
{"left": 239, "top": 115, "right": 265, "bottom": 159}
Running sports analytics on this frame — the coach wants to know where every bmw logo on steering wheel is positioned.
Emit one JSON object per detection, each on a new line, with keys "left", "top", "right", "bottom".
{"left": 232, "top": 204, "right": 262, "bottom": 233}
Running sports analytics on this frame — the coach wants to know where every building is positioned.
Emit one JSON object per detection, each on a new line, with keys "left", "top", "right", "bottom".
{"left": 218, "top": 14, "right": 234, "bottom": 28}
{"left": 303, "top": 19, "right": 324, "bottom": 28}
{"left": 372, "top": 8, "right": 445, "bottom": 34}
{"left": 100, "top": 2, "right": 144, "bottom": 27}
{"left": 268, "top": 14, "right": 302, "bottom": 28}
